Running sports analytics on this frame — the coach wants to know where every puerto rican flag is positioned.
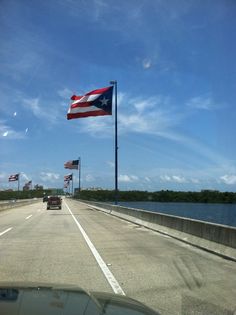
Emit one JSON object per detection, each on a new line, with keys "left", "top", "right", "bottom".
{"left": 9, "top": 174, "right": 19, "bottom": 182}
{"left": 64, "top": 174, "right": 72, "bottom": 181}
{"left": 67, "top": 86, "right": 113, "bottom": 119}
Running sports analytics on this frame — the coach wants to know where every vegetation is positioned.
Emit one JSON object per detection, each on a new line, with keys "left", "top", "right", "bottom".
{"left": 74, "top": 189, "right": 236, "bottom": 204}
{"left": 0, "top": 189, "right": 54, "bottom": 200}
{"left": 1, "top": 189, "right": 235, "bottom": 203}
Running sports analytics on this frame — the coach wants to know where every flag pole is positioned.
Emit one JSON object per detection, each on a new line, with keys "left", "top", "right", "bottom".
{"left": 78, "top": 157, "right": 81, "bottom": 195}
{"left": 18, "top": 173, "right": 20, "bottom": 192}
{"left": 110, "top": 80, "right": 118, "bottom": 205}
{"left": 71, "top": 173, "right": 74, "bottom": 196}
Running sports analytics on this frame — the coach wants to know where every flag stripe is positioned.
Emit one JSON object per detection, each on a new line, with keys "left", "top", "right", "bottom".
{"left": 71, "top": 102, "right": 93, "bottom": 108}
{"left": 67, "top": 110, "right": 110, "bottom": 119}
{"left": 69, "top": 105, "right": 103, "bottom": 114}
{"left": 85, "top": 87, "right": 111, "bottom": 95}
{"left": 72, "top": 94, "right": 100, "bottom": 104}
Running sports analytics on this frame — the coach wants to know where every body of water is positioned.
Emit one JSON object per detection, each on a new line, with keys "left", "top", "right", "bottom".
{"left": 118, "top": 201, "right": 236, "bottom": 227}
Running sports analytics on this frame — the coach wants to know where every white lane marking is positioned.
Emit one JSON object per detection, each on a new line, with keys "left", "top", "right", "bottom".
{"left": 0, "top": 227, "right": 13, "bottom": 236}
{"left": 25, "top": 214, "right": 33, "bottom": 220}
{"left": 64, "top": 201, "right": 125, "bottom": 296}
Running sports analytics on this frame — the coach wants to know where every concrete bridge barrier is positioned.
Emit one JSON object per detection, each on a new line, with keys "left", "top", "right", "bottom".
{"left": 79, "top": 200, "right": 236, "bottom": 261}
{"left": 0, "top": 199, "right": 40, "bottom": 212}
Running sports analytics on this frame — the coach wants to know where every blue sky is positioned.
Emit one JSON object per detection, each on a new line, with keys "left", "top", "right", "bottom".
{"left": 0, "top": 0, "right": 236, "bottom": 192}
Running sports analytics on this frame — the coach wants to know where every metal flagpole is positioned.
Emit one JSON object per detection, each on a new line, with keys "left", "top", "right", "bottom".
{"left": 72, "top": 173, "right": 74, "bottom": 196}
{"left": 78, "top": 157, "right": 81, "bottom": 194}
{"left": 110, "top": 80, "right": 118, "bottom": 205}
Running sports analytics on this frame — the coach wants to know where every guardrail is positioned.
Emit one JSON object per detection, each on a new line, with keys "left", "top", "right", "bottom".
{"left": 0, "top": 199, "right": 40, "bottom": 211}
{"left": 78, "top": 200, "right": 236, "bottom": 261}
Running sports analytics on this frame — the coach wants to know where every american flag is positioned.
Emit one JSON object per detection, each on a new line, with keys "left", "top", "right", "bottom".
{"left": 8, "top": 174, "right": 19, "bottom": 182}
{"left": 64, "top": 160, "right": 79, "bottom": 170}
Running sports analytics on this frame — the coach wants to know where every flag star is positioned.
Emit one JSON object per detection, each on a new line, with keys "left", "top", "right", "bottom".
{"left": 99, "top": 96, "right": 109, "bottom": 106}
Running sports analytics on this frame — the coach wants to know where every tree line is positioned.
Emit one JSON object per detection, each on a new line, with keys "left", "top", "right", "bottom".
{"left": 1, "top": 189, "right": 235, "bottom": 203}
{"left": 75, "top": 189, "right": 236, "bottom": 203}
{"left": 0, "top": 189, "right": 53, "bottom": 200}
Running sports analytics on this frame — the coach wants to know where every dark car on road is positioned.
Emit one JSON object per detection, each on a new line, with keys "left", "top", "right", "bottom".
{"left": 47, "top": 196, "right": 62, "bottom": 210}
{"left": 43, "top": 196, "right": 48, "bottom": 202}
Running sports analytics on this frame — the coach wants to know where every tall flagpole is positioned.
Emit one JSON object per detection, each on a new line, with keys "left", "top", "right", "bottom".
{"left": 110, "top": 80, "right": 118, "bottom": 205}
{"left": 71, "top": 173, "right": 73, "bottom": 196}
{"left": 78, "top": 157, "right": 81, "bottom": 194}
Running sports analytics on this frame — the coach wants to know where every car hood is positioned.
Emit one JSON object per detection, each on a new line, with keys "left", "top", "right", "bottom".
{"left": 0, "top": 282, "right": 160, "bottom": 315}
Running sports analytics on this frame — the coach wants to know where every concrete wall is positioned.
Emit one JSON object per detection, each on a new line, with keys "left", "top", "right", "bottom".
{"left": 79, "top": 200, "right": 236, "bottom": 261}
{"left": 0, "top": 199, "right": 40, "bottom": 212}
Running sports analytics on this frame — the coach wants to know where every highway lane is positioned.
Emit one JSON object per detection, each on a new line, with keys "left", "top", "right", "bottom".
{"left": 0, "top": 200, "right": 111, "bottom": 293}
{"left": 0, "top": 198, "right": 236, "bottom": 314}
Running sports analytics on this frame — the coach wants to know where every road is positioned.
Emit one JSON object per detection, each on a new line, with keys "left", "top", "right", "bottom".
{"left": 0, "top": 198, "right": 236, "bottom": 314}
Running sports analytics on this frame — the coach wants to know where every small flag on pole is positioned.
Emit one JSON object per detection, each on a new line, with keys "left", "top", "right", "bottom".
{"left": 67, "top": 86, "right": 113, "bottom": 119}
{"left": 8, "top": 174, "right": 19, "bottom": 182}
{"left": 64, "top": 160, "right": 79, "bottom": 170}
{"left": 64, "top": 174, "right": 73, "bottom": 181}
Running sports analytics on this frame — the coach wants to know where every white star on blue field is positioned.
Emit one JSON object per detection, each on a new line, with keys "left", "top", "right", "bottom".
{"left": 0, "top": 0, "right": 236, "bottom": 191}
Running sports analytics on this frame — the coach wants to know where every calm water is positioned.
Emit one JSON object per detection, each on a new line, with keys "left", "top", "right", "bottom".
{"left": 118, "top": 202, "right": 236, "bottom": 227}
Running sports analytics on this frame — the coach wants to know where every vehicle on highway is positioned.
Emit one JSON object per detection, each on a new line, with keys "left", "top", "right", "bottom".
{"left": 47, "top": 196, "right": 62, "bottom": 210}
{"left": 0, "top": 283, "right": 159, "bottom": 315}
{"left": 43, "top": 196, "right": 48, "bottom": 202}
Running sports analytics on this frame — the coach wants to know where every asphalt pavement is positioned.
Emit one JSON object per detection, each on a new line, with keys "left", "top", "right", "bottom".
{"left": 0, "top": 198, "right": 235, "bottom": 315}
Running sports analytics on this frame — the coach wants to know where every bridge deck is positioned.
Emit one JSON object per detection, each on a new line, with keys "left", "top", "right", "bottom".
{"left": 0, "top": 199, "right": 235, "bottom": 314}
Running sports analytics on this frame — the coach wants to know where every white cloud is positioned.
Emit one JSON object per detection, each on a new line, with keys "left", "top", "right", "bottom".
{"left": 0, "top": 173, "right": 7, "bottom": 181}
{"left": 187, "top": 96, "right": 219, "bottom": 110}
{"left": 23, "top": 98, "right": 41, "bottom": 116}
{"left": 22, "top": 97, "right": 62, "bottom": 124}
{"left": 160, "top": 175, "right": 171, "bottom": 182}
{"left": 191, "top": 178, "right": 200, "bottom": 184}
{"left": 21, "top": 172, "right": 29, "bottom": 181}
{"left": 145, "top": 176, "right": 151, "bottom": 182}
{"left": 133, "top": 97, "right": 157, "bottom": 113}
{"left": 0, "top": 120, "right": 26, "bottom": 139}
{"left": 220, "top": 175, "right": 236, "bottom": 185}
{"left": 78, "top": 92, "right": 182, "bottom": 140}
{"left": 40, "top": 172, "right": 60, "bottom": 183}
{"left": 85, "top": 174, "right": 95, "bottom": 182}
{"left": 142, "top": 58, "right": 152, "bottom": 69}
{"left": 172, "top": 175, "right": 187, "bottom": 183}
{"left": 107, "top": 161, "right": 115, "bottom": 168}
{"left": 118, "top": 174, "right": 139, "bottom": 183}
{"left": 58, "top": 87, "right": 73, "bottom": 99}
{"left": 160, "top": 174, "right": 187, "bottom": 183}
{"left": 13, "top": 112, "right": 17, "bottom": 117}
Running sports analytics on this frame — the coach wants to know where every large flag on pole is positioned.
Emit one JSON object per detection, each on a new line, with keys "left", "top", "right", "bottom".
{"left": 64, "top": 160, "right": 79, "bottom": 170}
{"left": 8, "top": 174, "right": 19, "bottom": 182}
{"left": 67, "top": 86, "right": 113, "bottom": 119}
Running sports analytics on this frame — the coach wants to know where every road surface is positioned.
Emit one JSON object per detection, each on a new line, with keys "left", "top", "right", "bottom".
{"left": 0, "top": 198, "right": 236, "bottom": 314}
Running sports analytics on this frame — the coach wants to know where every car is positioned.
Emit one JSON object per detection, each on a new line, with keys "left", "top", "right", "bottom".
{"left": 0, "top": 283, "right": 160, "bottom": 315}
{"left": 43, "top": 196, "right": 48, "bottom": 202}
{"left": 47, "top": 196, "right": 62, "bottom": 210}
